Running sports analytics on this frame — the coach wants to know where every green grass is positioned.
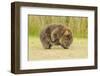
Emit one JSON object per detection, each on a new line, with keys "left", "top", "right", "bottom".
{"left": 28, "top": 15, "right": 88, "bottom": 38}
{"left": 28, "top": 36, "right": 88, "bottom": 61}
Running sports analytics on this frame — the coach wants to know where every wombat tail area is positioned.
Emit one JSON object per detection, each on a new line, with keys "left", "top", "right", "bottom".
{"left": 40, "top": 30, "right": 52, "bottom": 49}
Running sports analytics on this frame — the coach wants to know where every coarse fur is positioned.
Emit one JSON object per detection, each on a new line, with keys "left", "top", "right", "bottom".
{"left": 40, "top": 24, "right": 73, "bottom": 49}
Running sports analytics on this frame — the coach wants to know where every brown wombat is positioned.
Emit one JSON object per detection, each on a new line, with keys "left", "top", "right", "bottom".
{"left": 40, "top": 24, "right": 73, "bottom": 49}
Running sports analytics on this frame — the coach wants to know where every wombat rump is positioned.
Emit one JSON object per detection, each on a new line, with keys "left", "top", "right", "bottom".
{"left": 40, "top": 24, "right": 73, "bottom": 49}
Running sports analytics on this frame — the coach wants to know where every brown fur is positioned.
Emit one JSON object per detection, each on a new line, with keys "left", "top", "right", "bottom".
{"left": 40, "top": 24, "right": 73, "bottom": 49}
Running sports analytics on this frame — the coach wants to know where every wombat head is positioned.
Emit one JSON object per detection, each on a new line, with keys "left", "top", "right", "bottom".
{"left": 60, "top": 29, "right": 73, "bottom": 48}
{"left": 51, "top": 25, "right": 73, "bottom": 48}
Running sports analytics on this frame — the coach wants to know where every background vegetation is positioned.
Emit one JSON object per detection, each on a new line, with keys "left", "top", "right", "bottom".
{"left": 28, "top": 15, "right": 88, "bottom": 38}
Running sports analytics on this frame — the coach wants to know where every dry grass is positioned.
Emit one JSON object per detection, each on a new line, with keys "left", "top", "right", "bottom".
{"left": 28, "top": 36, "right": 88, "bottom": 61}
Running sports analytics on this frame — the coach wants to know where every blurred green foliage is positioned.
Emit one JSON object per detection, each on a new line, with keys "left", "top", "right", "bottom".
{"left": 28, "top": 15, "right": 88, "bottom": 38}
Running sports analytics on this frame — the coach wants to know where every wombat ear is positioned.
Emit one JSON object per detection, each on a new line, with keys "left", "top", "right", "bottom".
{"left": 64, "top": 30, "right": 69, "bottom": 35}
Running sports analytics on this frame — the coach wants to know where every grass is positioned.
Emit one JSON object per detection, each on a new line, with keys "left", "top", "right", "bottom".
{"left": 28, "top": 36, "right": 88, "bottom": 61}
{"left": 28, "top": 15, "right": 88, "bottom": 38}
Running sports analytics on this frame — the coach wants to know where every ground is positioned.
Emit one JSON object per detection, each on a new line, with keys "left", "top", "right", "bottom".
{"left": 28, "top": 36, "right": 88, "bottom": 61}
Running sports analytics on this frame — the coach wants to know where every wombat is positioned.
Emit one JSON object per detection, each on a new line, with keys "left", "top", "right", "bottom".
{"left": 40, "top": 24, "right": 73, "bottom": 49}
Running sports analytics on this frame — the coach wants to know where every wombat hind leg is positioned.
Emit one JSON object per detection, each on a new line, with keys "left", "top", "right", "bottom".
{"left": 43, "top": 44, "right": 52, "bottom": 49}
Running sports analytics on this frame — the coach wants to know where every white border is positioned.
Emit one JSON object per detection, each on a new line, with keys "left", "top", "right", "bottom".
{"left": 20, "top": 6, "right": 95, "bottom": 70}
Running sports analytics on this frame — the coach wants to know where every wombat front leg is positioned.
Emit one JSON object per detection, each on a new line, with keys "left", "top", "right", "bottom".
{"left": 61, "top": 44, "right": 69, "bottom": 49}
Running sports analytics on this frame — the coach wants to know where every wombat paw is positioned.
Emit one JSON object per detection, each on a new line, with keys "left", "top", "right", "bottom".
{"left": 63, "top": 47, "right": 69, "bottom": 49}
{"left": 61, "top": 45, "right": 69, "bottom": 49}
{"left": 43, "top": 45, "right": 52, "bottom": 49}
